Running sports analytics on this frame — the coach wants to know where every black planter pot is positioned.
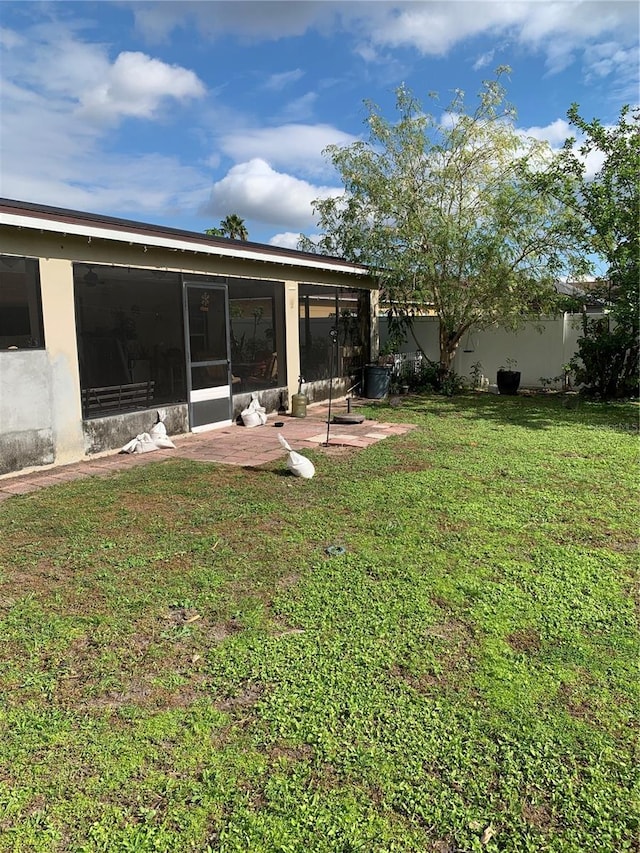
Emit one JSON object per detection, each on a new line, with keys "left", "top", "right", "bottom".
{"left": 497, "top": 369, "right": 521, "bottom": 395}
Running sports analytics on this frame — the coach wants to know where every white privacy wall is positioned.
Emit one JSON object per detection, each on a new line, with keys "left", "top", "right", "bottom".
{"left": 378, "top": 313, "right": 602, "bottom": 388}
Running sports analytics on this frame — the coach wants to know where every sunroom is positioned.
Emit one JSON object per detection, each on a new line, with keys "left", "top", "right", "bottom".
{"left": 0, "top": 199, "right": 378, "bottom": 476}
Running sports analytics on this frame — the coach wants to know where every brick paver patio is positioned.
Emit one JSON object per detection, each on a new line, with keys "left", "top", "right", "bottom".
{"left": 0, "top": 399, "right": 415, "bottom": 501}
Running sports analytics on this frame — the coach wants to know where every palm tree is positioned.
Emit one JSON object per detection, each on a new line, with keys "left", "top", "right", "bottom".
{"left": 222, "top": 214, "right": 248, "bottom": 240}
{"left": 205, "top": 214, "right": 248, "bottom": 240}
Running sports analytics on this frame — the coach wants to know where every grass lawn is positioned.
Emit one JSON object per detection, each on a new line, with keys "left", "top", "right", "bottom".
{"left": 0, "top": 393, "right": 638, "bottom": 853}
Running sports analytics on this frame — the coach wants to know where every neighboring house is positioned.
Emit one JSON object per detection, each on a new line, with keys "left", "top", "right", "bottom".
{"left": 553, "top": 278, "right": 607, "bottom": 313}
{"left": 0, "top": 199, "right": 378, "bottom": 476}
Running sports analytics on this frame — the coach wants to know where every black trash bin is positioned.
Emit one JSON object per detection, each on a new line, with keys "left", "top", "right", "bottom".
{"left": 363, "top": 364, "right": 391, "bottom": 398}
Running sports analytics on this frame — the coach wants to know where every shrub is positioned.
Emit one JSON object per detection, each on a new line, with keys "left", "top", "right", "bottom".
{"left": 411, "top": 358, "right": 467, "bottom": 396}
{"left": 570, "top": 318, "right": 639, "bottom": 399}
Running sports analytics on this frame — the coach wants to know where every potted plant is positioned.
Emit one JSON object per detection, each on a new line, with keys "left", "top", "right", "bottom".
{"left": 469, "top": 360, "right": 485, "bottom": 390}
{"left": 497, "top": 358, "right": 521, "bottom": 395}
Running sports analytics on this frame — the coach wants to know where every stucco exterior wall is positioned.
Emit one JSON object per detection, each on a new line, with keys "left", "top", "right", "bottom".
{"left": 284, "top": 280, "right": 301, "bottom": 406}
{"left": 38, "top": 258, "right": 86, "bottom": 464}
{"left": 0, "top": 350, "right": 55, "bottom": 474}
{"left": 0, "top": 258, "right": 87, "bottom": 474}
{"left": 83, "top": 405, "right": 189, "bottom": 455}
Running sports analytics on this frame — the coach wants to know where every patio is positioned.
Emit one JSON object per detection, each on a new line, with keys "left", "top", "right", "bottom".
{"left": 0, "top": 399, "right": 415, "bottom": 500}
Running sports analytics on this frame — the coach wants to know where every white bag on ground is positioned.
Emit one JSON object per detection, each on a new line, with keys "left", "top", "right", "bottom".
{"left": 149, "top": 420, "right": 167, "bottom": 439}
{"left": 121, "top": 432, "right": 158, "bottom": 454}
{"left": 121, "top": 413, "right": 175, "bottom": 454}
{"left": 241, "top": 393, "right": 267, "bottom": 428}
{"left": 278, "top": 433, "right": 315, "bottom": 479}
{"left": 150, "top": 434, "right": 176, "bottom": 450}
{"left": 149, "top": 418, "right": 176, "bottom": 449}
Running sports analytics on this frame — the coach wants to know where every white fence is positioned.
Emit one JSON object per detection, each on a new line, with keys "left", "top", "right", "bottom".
{"left": 378, "top": 313, "right": 602, "bottom": 389}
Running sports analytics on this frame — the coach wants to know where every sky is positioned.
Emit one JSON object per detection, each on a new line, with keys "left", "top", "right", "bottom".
{"left": 1, "top": 1, "right": 638, "bottom": 249}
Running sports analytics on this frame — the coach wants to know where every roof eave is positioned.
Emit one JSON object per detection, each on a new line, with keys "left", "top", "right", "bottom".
{"left": 0, "top": 199, "right": 369, "bottom": 277}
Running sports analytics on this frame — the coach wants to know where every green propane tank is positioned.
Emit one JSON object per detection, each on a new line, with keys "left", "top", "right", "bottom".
{"left": 291, "top": 377, "right": 308, "bottom": 418}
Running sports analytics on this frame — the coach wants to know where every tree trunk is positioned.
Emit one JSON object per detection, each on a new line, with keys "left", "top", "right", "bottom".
{"left": 439, "top": 324, "right": 461, "bottom": 376}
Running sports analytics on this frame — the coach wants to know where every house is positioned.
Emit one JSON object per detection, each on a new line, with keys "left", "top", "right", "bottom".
{"left": 0, "top": 199, "right": 378, "bottom": 476}
{"left": 553, "top": 278, "right": 607, "bottom": 313}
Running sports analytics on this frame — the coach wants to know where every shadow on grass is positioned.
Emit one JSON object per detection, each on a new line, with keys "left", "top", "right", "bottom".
{"left": 360, "top": 391, "right": 639, "bottom": 433}
{"left": 243, "top": 465, "right": 291, "bottom": 478}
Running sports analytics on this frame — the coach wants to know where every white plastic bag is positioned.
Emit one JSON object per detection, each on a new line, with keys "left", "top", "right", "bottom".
{"left": 241, "top": 393, "right": 267, "bottom": 427}
{"left": 278, "top": 433, "right": 315, "bottom": 479}
{"left": 120, "top": 432, "right": 158, "bottom": 454}
{"left": 152, "top": 435, "right": 176, "bottom": 449}
{"left": 149, "top": 419, "right": 175, "bottom": 448}
{"left": 149, "top": 420, "right": 167, "bottom": 439}
{"left": 120, "top": 415, "right": 175, "bottom": 454}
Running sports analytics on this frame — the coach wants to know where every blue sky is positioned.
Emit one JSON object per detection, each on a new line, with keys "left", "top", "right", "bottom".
{"left": 1, "top": 1, "right": 638, "bottom": 248}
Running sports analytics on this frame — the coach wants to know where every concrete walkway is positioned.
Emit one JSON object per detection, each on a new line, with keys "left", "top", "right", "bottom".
{"left": 0, "top": 400, "right": 415, "bottom": 501}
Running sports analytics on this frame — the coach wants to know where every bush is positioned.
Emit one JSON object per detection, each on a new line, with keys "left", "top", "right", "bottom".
{"left": 411, "top": 358, "right": 467, "bottom": 396}
{"left": 570, "top": 318, "right": 639, "bottom": 399}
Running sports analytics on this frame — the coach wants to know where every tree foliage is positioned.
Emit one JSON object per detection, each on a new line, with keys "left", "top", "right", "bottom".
{"left": 570, "top": 318, "right": 638, "bottom": 399}
{"left": 550, "top": 105, "right": 639, "bottom": 398}
{"left": 301, "top": 70, "right": 575, "bottom": 371}
{"left": 205, "top": 214, "right": 248, "bottom": 240}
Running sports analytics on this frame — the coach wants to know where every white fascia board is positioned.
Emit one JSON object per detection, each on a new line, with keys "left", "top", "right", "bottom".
{"left": 1, "top": 212, "right": 368, "bottom": 277}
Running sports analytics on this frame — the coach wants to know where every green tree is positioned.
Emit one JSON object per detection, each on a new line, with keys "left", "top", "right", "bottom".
{"left": 551, "top": 105, "right": 639, "bottom": 398}
{"left": 301, "top": 70, "right": 577, "bottom": 374}
{"left": 205, "top": 214, "right": 248, "bottom": 240}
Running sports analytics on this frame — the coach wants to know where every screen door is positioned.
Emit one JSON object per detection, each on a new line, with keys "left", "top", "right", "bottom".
{"left": 184, "top": 283, "right": 233, "bottom": 432}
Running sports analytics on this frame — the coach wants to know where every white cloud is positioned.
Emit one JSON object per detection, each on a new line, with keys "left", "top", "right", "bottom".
{"left": 521, "top": 118, "right": 573, "bottom": 146}
{"left": 3, "top": 3, "right": 635, "bottom": 246}
{"left": 263, "top": 69, "right": 305, "bottom": 91}
{"left": 0, "top": 24, "right": 210, "bottom": 214}
{"left": 583, "top": 40, "right": 639, "bottom": 101}
{"left": 78, "top": 51, "right": 205, "bottom": 122}
{"left": 519, "top": 118, "right": 608, "bottom": 178}
{"left": 268, "top": 231, "right": 305, "bottom": 250}
{"left": 203, "top": 158, "right": 341, "bottom": 228}
{"left": 0, "top": 100, "right": 211, "bottom": 215}
{"left": 2, "top": 21, "right": 206, "bottom": 125}
{"left": 357, "top": 1, "right": 638, "bottom": 76}
{"left": 217, "top": 124, "right": 358, "bottom": 177}
{"left": 439, "top": 110, "right": 461, "bottom": 130}
{"left": 133, "top": 1, "right": 340, "bottom": 43}
{"left": 585, "top": 41, "right": 632, "bottom": 78}
{"left": 0, "top": 16, "right": 345, "bottom": 239}
{"left": 359, "top": 3, "right": 510, "bottom": 57}
{"left": 12, "top": 27, "right": 109, "bottom": 99}
{"left": 354, "top": 43, "right": 379, "bottom": 64}
{"left": 580, "top": 147, "right": 608, "bottom": 179}
{"left": 135, "top": 1, "right": 639, "bottom": 81}
{"left": 0, "top": 26, "right": 24, "bottom": 49}
{"left": 1, "top": 78, "right": 103, "bottom": 190}
{"left": 473, "top": 48, "right": 495, "bottom": 71}
{"left": 278, "top": 92, "right": 319, "bottom": 122}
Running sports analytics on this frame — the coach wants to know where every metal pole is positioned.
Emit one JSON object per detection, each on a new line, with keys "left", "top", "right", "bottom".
{"left": 325, "top": 328, "right": 337, "bottom": 446}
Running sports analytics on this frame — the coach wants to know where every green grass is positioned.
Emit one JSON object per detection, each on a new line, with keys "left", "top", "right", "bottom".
{"left": 0, "top": 393, "right": 638, "bottom": 852}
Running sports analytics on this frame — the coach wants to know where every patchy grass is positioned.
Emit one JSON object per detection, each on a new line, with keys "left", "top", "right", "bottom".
{"left": 0, "top": 393, "right": 638, "bottom": 852}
